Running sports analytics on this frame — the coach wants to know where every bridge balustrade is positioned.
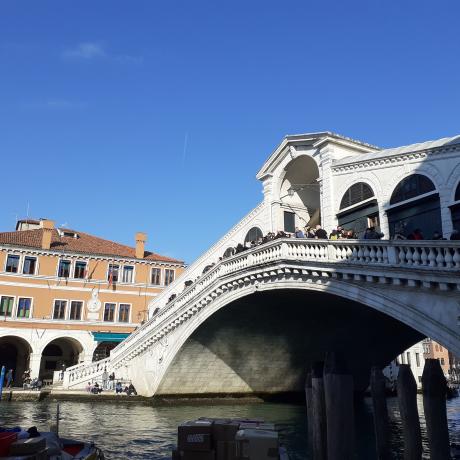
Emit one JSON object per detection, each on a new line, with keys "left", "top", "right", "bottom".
{"left": 63, "top": 238, "right": 460, "bottom": 388}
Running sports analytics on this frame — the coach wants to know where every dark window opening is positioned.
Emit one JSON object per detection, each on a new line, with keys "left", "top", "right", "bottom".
{"left": 69, "top": 301, "right": 83, "bottom": 320}
{"left": 58, "top": 260, "right": 71, "bottom": 278}
{"left": 284, "top": 212, "right": 295, "bottom": 233}
{"left": 17, "top": 298, "right": 31, "bottom": 318}
{"left": 118, "top": 304, "right": 130, "bottom": 322}
{"left": 0, "top": 296, "right": 14, "bottom": 317}
{"left": 164, "top": 269, "right": 175, "bottom": 286}
{"left": 6, "top": 255, "right": 20, "bottom": 273}
{"left": 74, "top": 261, "right": 87, "bottom": 279}
{"left": 340, "top": 183, "right": 375, "bottom": 210}
{"left": 23, "top": 256, "right": 37, "bottom": 275}
{"left": 244, "top": 227, "right": 263, "bottom": 244}
{"left": 151, "top": 268, "right": 161, "bottom": 285}
{"left": 53, "top": 300, "right": 67, "bottom": 319}
{"left": 104, "top": 303, "right": 115, "bottom": 322}
{"left": 390, "top": 174, "right": 436, "bottom": 205}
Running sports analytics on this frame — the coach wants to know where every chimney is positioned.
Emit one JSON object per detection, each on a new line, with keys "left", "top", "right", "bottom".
{"left": 135, "top": 232, "right": 147, "bottom": 259}
{"left": 40, "top": 219, "right": 55, "bottom": 250}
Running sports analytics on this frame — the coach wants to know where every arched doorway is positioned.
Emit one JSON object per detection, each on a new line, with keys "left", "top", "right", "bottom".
{"left": 39, "top": 337, "right": 83, "bottom": 383}
{"left": 244, "top": 227, "right": 263, "bottom": 244}
{"left": 387, "top": 174, "right": 441, "bottom": 238}
{"left": 0, "top": 336, "right": 32, "bottom": 387}
{"left": 450, "top": 181, "right": 460, "bottom": 232}
{"left": 279, "top": 156, "right": 320, "bottom": 231}
{"left": 92, "top": 342, "right": 118, "bottom": 361}
{"left": 337, "top": 182, "right": 378, "bottom": 238}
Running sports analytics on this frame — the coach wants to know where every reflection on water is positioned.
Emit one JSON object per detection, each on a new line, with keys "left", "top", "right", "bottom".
{"left": 0, "top": 396, "right": 458, "bottom": 459}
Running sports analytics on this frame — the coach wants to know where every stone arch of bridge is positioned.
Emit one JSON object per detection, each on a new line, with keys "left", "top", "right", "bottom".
{"left": 152, "top": 278, "right": 457, "bottom": 396}
{"left": 0, "top": 335, "right": 34, "bottom": 386}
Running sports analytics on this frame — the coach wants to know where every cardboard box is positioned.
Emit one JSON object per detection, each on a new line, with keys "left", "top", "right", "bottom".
{"left": 216, "top": 440, "right": 237, "bottom": 460}
{"left": 181, "top": 449, "right": 215, "bottom": 460}
{"left": 178, "top": 420, "right": 213, "bottom": 452}
{"left": 235, "top": 429, "right": 279, "bottom": 460}
{"left": 212, "top": 421, "right": 240, "bottom": 445}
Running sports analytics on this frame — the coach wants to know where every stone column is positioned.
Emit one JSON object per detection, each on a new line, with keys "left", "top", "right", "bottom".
{"left": 29, "top": 353, "right": 42, "bottom": 379}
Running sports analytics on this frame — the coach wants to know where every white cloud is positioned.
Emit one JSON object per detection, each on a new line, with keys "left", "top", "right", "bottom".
{"left": 62, "top": 42, "right": 106, "bottom": 60}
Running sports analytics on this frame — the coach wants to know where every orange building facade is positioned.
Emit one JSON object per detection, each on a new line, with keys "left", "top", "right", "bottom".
{"left": 0, "top": 218, "right": 184, "bottom": 385}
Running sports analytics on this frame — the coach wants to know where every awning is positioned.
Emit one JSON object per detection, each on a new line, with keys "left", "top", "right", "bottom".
{"left": 92, "top": 332, "right": 130, "bottom": 342}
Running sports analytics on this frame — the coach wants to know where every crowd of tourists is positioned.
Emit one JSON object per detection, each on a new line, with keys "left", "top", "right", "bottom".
{"left": 85, "top": 370, "right": 137, "bottom": 396}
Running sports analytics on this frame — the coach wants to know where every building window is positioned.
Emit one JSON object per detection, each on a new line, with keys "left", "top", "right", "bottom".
{"left": 406, "top": 352, "right": 411, "bottom": 366}
{"left": 122, "top": 265, "right": 134, "bottom": 283}
{"left": 0, "top": 296, "right": 14, "bottom": 317}
{"left": 118, "top": 304, "right": 130, "bottom": 323}
{"left": 400, "top": 354, "right": 405, "bottom": 364}
{"left": 390, "top": 174, "right": 436, "bottom": 205}
{"left": 17, "top": 298, "right": 31, "bottom": 318}
{"left": 58, "top": 260, "right": 71, "bottom": 278}
{"left": 440, "top": 358, "right": 445, "bottom": 365}
{"left": 418, "top": 376, "right": 422, "bottom": 383}
{"left": 164, "top": 269, "right": 175, "bottom": 286}
{"left": 151, "top": 268, "right": 161, "bottom": 285}
{"left": 69, "top": 301, "right": 83, "bottom": 320}
{"left": 22, "top": 256, "right": 37, "bottom": 275}
{"left": 53, "top": 300, "right": 67, "bottom": 319}
{"left": 415, "top": 353, "right": 420, "bottom": 367}
{"left": 104, "top": 303, "right": 116, "bottom": 322}
{"left": 284, "top": 212, "right": 295, "bottom": 233}
{"left": 244, "top": 227, "right": 263, "bottom": 244}
{"left": 340, "top": 182, "right": 375, "bottom": 209}
{"left": 74, "top": 261, "right": 87, "bottom": 279}
{"left": 5, "top": 255, "right": 20, "bottom": 273}
{"left": 108, "top": 264, "right": 119, "bottom": 283}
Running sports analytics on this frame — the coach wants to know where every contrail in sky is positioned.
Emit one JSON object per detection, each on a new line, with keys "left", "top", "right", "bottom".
{"left": 181, "top": 131, "right": 189, "bottom": 166}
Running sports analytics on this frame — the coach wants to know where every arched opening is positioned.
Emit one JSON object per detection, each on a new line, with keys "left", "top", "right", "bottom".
{"left": 244, "top": 227, "right": 263, "bottom": 244}
{"left": 337, "top": 182, "right": 378, "bottom": 238}
{"left": 92, "top": 342, "right": 118, "bottom": 361}
{"left": 39, "top": 337, "right": 84, "bottom": 383}
{"left": 0, "top": 336, "right": 32, "bottom": 387}
{"left": 222, "top": 247, "right": 235, "bottom": 259}
{"left": 450, "top": 181, "right": 460, "bottom": 232}
{"left": 279, "top": 156, "right": 320, "bottom": 231}
{"left": 157, "top": 289, "right": 424, "bottom": 396}
{"left": 387, "top": 174, "right": 441, "bottom": 238}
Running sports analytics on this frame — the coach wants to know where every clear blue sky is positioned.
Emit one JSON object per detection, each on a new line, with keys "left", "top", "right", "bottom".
{"left": 1, "top": 1, "right": 459, "bottom": 264}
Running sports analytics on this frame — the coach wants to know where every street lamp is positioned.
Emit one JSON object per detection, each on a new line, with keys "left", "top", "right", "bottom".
{"left": 287, "top": 183, "right": 320, "bottom": 197}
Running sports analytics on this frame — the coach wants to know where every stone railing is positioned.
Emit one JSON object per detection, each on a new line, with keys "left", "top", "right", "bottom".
{"left": 108, "top": 238, "right": 460, "bottom": 368}
{"left": 63, "top": 357, "right": 111, "bottom": 389}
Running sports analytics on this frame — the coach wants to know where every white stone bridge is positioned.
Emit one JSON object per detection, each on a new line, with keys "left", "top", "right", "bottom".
{"left": 63, "top": 132, "right": 460, "bottom": 397}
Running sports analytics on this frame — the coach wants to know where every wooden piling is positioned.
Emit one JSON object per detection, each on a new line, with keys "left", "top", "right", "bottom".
{"left": 311, "top": 361, "right": 327, "bottom": 460}
{"left": 305, "top": 372, "right": 314, "bottom": 455}
{"left": 421, "top": 358, "right": 450, "bottom": 460}
{"left": 370, "top": 366, "right": 390, "bottom": 460}
{"left": 323, "top": 352, "right": 354, "bottom": 460}
{"left": 396, "top": 364, "right": 422, "bottom": 459}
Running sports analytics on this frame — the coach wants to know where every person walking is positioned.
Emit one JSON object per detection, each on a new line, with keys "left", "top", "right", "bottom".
{"left": 6, "top": 369, "right": 13, "bottom": 388}
{"left": 102, "top": 368, "right": 108, "bottom": 391}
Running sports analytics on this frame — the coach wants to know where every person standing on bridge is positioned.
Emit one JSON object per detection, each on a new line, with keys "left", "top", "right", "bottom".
{"left": 315, "top": 225, "right": 328, "bottom": 239}
{"left": 295, "top": 227, "right": 305, "bottom": 238}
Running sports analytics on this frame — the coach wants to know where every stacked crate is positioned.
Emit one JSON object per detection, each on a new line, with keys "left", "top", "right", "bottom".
{"left": 173, "top": 418, "right": 281, "bottom": 460}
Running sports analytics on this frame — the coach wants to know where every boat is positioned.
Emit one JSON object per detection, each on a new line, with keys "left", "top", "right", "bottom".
{"left": 0, "top": 404, "right": 104, "bottom": 459}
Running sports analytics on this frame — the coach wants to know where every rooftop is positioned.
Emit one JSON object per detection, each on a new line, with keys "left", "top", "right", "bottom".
{"left": 0, "top": 225, "right": 183, "bottom": 264}
{"left": 333, "top": 134, "right": 460, "bottom": 167}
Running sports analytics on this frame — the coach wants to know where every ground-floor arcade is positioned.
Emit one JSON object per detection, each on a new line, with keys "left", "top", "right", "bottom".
{"left": 0, "top": 327, "right": 127, "bottom": 386}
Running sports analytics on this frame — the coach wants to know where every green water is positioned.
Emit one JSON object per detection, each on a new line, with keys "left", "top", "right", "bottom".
{"left": 0, "top": 396, "right": 459, "bottom": 459}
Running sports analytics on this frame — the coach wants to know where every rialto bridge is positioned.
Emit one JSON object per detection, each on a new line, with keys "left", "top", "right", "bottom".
{"left": 64, "top": 132, "right": 460, "bottom": 397}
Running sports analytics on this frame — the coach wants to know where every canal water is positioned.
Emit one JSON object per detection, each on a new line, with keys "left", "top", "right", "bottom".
{"left": 0, "top": 396, "right": 459, "bottom": 459}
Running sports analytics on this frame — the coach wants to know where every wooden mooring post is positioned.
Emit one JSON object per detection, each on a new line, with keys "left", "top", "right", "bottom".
{"left": 396, "top": 364, "right": 423, "bottom": 459}
{"left": 370, "top": 366, "right": 390, "bottom": 460}
{"left": 323, "top": 352, "right": 354, "bottom": 460}
{"left": 305, "top": 372, "right": 314, "bottom": 456}
{"left": 311, "top": 361, "right": 327, "bottom": 460}
{"left": 421, "top": 358, "right": 450, "bottom": 460}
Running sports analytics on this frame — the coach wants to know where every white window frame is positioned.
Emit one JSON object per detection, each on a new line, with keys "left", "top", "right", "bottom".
{"left": 164, "top": 268, "right": 175, "bottom": 286}
{"left": 121, "top": 265, "right": 135, "bottom": 284}
{"left": 52, "top": 298, "right": 68, "bottom": 320}
{"left": 106, "top": 263, "right": 120, "bottom": 283}
{"left": 15, "top": 296, "right": 34, "bottom": 319}
{"left": 68, "top": 299, "right": 84, "bottom": 321}
{"left": 4, "top": 253, "right": 21, "bottom": 273}
{"left": 151, "top": 267, "right": 162, "bottom": 286}
{"left": 21, "top": 255, "right": 38, "bottom": 276}
{"left": 73, "top": 260, "right": 87, "bottom": 280}
{"left": 0, "top": 295, "right": 16, "bottom": 318}
{"left": 56, "top": 259, "right": 72, "bottom": 278}
{"left": 117, "top": 303, "right": 132, "bottom": 323}
{"left": 103, "top": 302, "right": 116, "bottom": 322}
